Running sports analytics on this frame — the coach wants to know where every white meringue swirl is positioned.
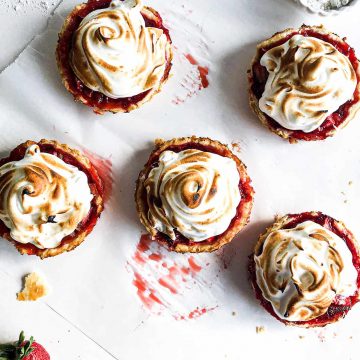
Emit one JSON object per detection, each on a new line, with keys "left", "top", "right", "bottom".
{"left": 70, "top": 0, "right": 170, "bottom": 98}
{"left": 0, "top": 145, "right": 93, "bottom": 249}
{"left": 259, "top": 35, "right": 357, "bottom": 132}
{"left": 144, "top": 149, "right": 241, "bottom": 242}
{"left": 255, "top": 220, "right": 358, "bottom": 322}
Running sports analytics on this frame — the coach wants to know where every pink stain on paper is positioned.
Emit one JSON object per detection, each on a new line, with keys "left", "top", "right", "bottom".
{"left": 174, "top": 306, "right": 218, "bottom": 321}
{"left": 128, "top": 234, "right": 217, "bottom": 320}
{"left": 83, "top": 150, "right": 113, "bottom": 205}
{"left": 184, "top": 54, "right": 209, "bottom": 89}
{"left": 172, "top": 53, "right": 210, "bottom": 105}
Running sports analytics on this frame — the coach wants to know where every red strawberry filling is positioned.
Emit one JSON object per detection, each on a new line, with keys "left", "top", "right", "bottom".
{"left": 249, "top": 212, "right": 360, "bottom": 327}
{"left": 0, "top": 142, "right": 104, "bottom": 256}
{"left": 250, "top": 29, "right": 360, "bottom": 141}
{"left": 56, "top": 0, "right": 172, "bottom": 113}
{"left": 142, "top": 141, "right": 254, "bottom": 249}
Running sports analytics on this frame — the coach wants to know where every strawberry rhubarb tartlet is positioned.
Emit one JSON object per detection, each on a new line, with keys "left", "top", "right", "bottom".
{"left": 249, "top": 212, "right": 360, "bottom": 327}
{"left": 0, "top": 139, "right": 104, "bottom": 258}
{"left": 135, "top": 136, "right": 254, "bottom": 253}
{"left": 248, "top": 25, "right": 360, "bottom": 142}
{"left": 56, "top": 0, "right": 173, "bottom": 114}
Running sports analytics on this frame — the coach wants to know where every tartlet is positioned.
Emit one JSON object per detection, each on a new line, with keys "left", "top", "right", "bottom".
{"left": 249, "top": 212, "right": 360, "bottom": 327}
{"left": 135, "top": 136, "right": 254, "bottom": 253}
{"left": 56, "top": 0, "right": 173, "bottom": 114}
{"left": 248, "top": 25, "right": 360, "bottom": 143}
{"left": 0, "top": 139, "right": 104, "bottom": 259}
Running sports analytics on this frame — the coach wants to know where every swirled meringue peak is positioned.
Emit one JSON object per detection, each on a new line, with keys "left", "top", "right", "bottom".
{"left": 144, "top": 149, "right": 241, "bottom": 242}
{"left": 255, "top": 220, "right": 358, "bottom": 322}
{"left": 259, "top": 35, "right": 357, "bottom": 132}
{"left": 0, "top": 145, "right": 93, "bottom": 249}
{"left": 70, "top": 0, "right": 170, "bottom": 98}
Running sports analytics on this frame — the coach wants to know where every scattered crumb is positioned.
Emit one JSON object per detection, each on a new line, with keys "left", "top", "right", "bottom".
{"left": 230, "top": 142, "right": 241, "bottom": 153}
{"left": 17, "top": 272, "right": 48, "bottom": 301}
{"left": 349, "top": 336, "right": 353, "bottom": 340}
{"left": 344, "top": 200, "right": 348, "bottom": 204}
{"left": 154, "top": 138, "right": 165, "bottom": 147}
{"left": 256, "top": 326, "right": 265, "bottom": 334}
{"left": 299, "top": 335, "right": 305, "bottom": 339}
{"left": 232, "top": 311, "right": 236, "bottom": 316}
{"left": 341, "top": 191, "right": 346, "bottom": 195}
{"left": 349, "top": 181, "right": 353, "bottom": 186}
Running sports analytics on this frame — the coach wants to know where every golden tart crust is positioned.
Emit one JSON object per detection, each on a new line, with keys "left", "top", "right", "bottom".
{"left": 248, "top": 25, "right": 360, "bottom": 143}
{"left": 56, "top": 2, "right": 173, "bottom": 114}
{"left": 135, "top": 136, "right": 254, "bottom": 253}
{"left": 249, "top": 211, "right": 360, "bottom": 328}
{"left": 0, "top": 139, "right": 104, "bottom": 259}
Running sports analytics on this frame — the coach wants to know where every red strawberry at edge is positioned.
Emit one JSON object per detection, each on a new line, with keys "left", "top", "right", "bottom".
{"left": 0, "top": 331, "right": 50, "bottom": 360}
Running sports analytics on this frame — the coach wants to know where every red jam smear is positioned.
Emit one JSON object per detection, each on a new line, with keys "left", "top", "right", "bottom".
{"left": 56, "top": 0, "right": 172, "bottom": 113}
{"left": 251, "top": 29, "right": 360, "bottom": 141}
{"left": 142, "top": 142, "right": 254, "bottom": 249}
{"left": 249, "top": 212, "right": 360, "bottom": 327}
{"left": 0, "top": 142, "right": 104, "bottom": 256}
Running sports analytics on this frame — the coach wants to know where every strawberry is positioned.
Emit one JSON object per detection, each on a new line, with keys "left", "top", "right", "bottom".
{"left": 0, "top": 331, "right": 50, "bottom": 360}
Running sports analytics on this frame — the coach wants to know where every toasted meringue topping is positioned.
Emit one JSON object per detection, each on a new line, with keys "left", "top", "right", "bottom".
{"left": 144, "top": 149, "right": 241, "bottom": 242}
{"left": 255, "top": 220, "right": 358, "bottom": 322}
{"left": 259, "top": 35, "right": 357, "bottom": 132}
{"left": 0, "top": 145, "right": 93, "bottom": 249}
{"left": 70, "top": 0, "right": 170, "bottom": 98}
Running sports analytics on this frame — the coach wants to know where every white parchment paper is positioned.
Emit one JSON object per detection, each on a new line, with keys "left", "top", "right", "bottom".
{"left": 1, "top": 0, "right": 360, "bottom": 359}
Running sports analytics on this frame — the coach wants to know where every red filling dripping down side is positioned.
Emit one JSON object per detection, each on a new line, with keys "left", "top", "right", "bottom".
{"left": 0, "top": 142, "right": 104, "bottom": 256}
{"left": 249, "top": 212, "right": 360, "bottom": 327}
{"left": 56, "top": 0, "right": 172, "bottom": 113}
{"left": 250, "top": 29, "right": 360, "bottom": 141}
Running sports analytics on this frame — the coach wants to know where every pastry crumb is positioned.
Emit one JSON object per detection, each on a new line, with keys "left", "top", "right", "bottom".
{"left": 154, "top": 138, "right": 166, "bottom": 147}
{"left": 299, "top": 335, "right": 305, "bottom": 339}
{"left": 230, "top": 142, "right": 241, "bottom": 153}
{"left": 256, "top": 326, "right": 265, "bottom": 334}
{"left": 349, "top": 181, "right": 353, "bottom": 186}
{"left": 232, "top": 311, "right": 236, "bottom": 316}
{"left": 17, "top": 272, "right": 48, "bottom": 301}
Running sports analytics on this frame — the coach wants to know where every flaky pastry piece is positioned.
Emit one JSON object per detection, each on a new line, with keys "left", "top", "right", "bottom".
{"left": 17, "top": 272, "right": 48, "bottom": 301}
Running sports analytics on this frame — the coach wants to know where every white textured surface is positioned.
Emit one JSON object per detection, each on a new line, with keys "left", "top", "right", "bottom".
{"left": 0, "top": 0, "right": 61, "bottom": 72}
{"left": 1, "top": 0, "right": 360, "bottom": 359}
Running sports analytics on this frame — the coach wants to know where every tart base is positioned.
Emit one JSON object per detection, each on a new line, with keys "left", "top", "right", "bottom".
{"left": 249, "top": 211, "right": 360, "bottom": 328}
{"left": 0, "top": 139, "right": 104, "bottom": 259}
{"left": 56, "top": 0, "right": 173, "bottom": 114}
{"left": 248, "top": 25, "right": 360, "bottom": 143}
{"left": 135, "top": 136, "right": 254, "bottom": 253}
